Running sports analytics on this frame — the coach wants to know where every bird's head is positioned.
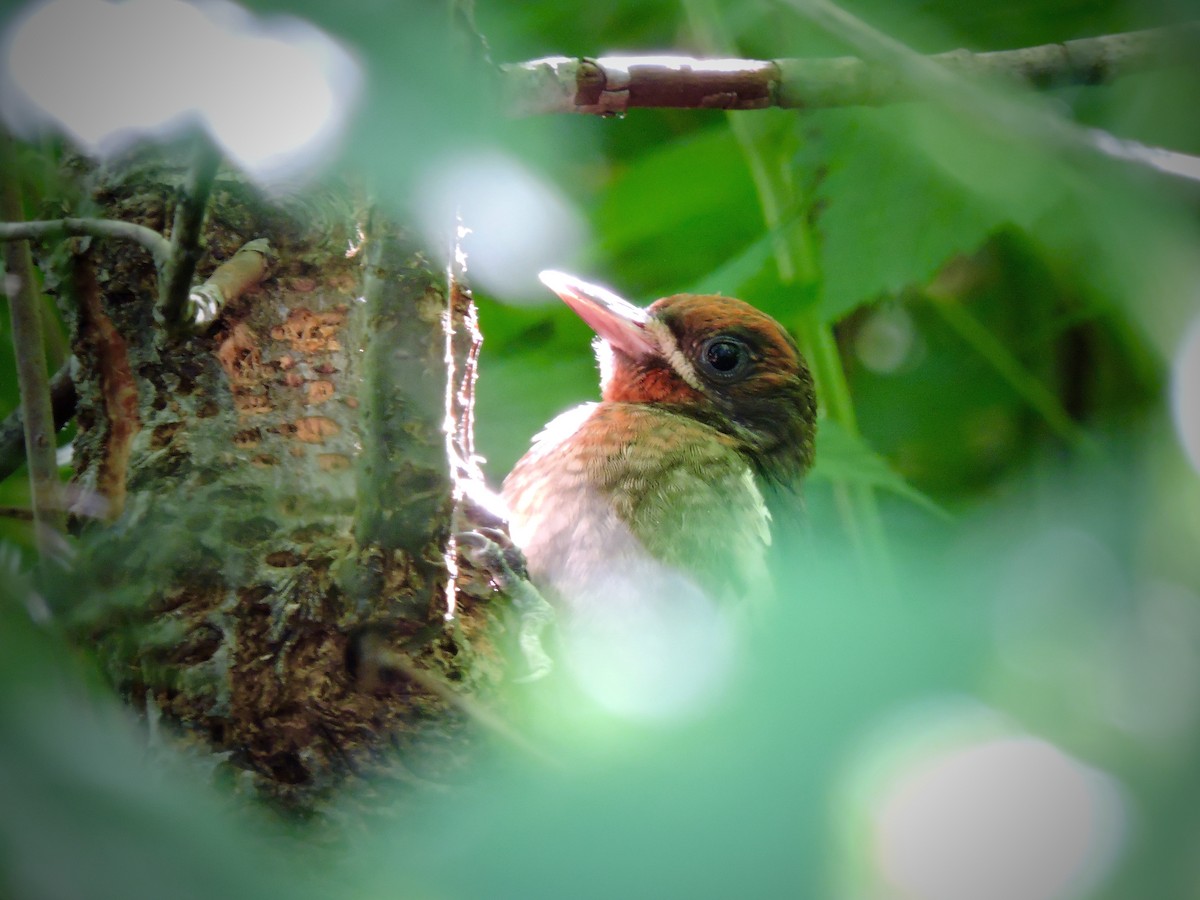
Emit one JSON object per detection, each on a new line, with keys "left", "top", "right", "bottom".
{"left": 539, "top": 270, "right": 817, "bottom": 484}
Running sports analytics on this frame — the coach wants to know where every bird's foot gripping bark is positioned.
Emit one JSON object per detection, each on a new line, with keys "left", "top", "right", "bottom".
{"left": 457, "top": 528, "right": 555, "bottom": 682}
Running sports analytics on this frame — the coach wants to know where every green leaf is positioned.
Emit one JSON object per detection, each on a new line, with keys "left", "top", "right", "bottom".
{"left": 810, "top": 418, "right": 949, "bottom": 518}
{"left": 812, "top": 105, "right": 1066, "bottom": 323}
{"left": 593, "top": 125, "right": 762, "bottom": 293}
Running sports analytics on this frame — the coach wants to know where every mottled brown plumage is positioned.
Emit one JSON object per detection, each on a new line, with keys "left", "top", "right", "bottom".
{"left": 503, "top": 272, "right": 816, "bottom": 613}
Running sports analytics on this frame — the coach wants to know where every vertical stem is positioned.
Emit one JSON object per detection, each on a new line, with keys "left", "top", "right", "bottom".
{"left": 0, "top": 130, "right": 65, "bottom": 550}
{"left": 729, "top": 113, "right": 888, "bottom": 564}
{"left": 685, "top": 0, "right": 889, "bottom": 569}
{"left": 158, "top": 135, "right": 221, "bottom": 328}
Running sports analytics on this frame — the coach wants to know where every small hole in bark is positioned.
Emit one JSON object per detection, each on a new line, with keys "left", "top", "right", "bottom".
{"left": 208, "top": 720, "right": 226, "bottom": 746}
{"left": 266, "top": 752, "right": 310, "bottom": 785}
{"left": 345, "top": 631, "right": 363, "bottom": 681}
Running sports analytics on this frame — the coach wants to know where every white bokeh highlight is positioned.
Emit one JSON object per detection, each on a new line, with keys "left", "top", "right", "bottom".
{"left": 871, "top": 735, "right": 1126, "bottom": 900}
{"left": 417, "top": 151, "right": 587, "bottom": 302}
{"left": 855, "top": 304, "right": 920, "bottom": 374}
{"left": 1171, "top": 312, "right": 1200, "bottom": 476}
{"left": 1, "top": 0, "right": 361, "bottom": 181}
{"left": 558, "top": 562, "right": 737, "bottom": 721}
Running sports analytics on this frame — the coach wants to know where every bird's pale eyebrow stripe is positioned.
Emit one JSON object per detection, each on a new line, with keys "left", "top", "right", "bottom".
{"left": 646, "top": 318, "right": 703, "bottom": 392}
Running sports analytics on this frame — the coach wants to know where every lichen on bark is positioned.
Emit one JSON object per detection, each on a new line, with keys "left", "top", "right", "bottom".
{"left": 50, "top": 149, "right": 517, "bottom": 812}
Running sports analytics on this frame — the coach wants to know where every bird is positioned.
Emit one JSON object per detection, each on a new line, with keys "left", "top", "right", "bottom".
{"left": 502, "top": 271, "right": 817, "bottom": 618}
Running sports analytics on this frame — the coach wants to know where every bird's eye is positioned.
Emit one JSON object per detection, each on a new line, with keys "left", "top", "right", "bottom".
{"left": 699, "top": 336, "right": 750, "bottom": 380}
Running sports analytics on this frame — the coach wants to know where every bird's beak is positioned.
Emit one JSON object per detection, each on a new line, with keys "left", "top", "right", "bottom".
{"left": 539, "top": 270, "right": 659, "bottom": 359}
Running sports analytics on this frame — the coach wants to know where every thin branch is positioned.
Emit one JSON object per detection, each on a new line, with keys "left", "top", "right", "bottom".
{"left": 775, "top": 25, "right": 1186, "bottom": 106}
{"left": 683, "top": 0, "right": 894, "bottom": 580}
{"left": 502, "top": 24, "right": 1191, "bottom": 115}
{"left": 0, "top": 360, "right": 75, "bottom": 483}
{"left": 187, "top": 237, "right": 274, "bottom": 327}
{"left": 0, "top": 130, "right": 66, "bottom": 547}
{"left": 0, "top": 217, "right": 170, "bottom": 263}
{"left": 158, "top": 136, "right": 221, "bottom": 328}
{"left": 775, "top": 0, "right": 1200, "bottom": 183}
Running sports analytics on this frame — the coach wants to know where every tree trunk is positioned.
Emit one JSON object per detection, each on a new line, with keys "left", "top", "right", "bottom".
{"left": 55, "top": 149, "right": 516, "bottom": 813}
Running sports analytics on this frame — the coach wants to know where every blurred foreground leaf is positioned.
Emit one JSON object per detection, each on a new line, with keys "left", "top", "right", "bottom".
{"left": 0, "top": 571, "right": 334, "bottom": 900}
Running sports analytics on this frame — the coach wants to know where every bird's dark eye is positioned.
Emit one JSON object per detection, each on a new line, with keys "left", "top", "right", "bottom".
{"left": 699, "top": 336, "right": 750, "bottom": 380}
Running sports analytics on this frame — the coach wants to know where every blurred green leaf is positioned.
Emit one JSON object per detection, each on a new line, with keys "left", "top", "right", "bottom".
{"left": 811, "top": 418, "right": 948, "bottom": 517}
{"left": 0, "top": 570, "right": 336, "bottom": 900}
{"left": 4, "top": 1, "right": 1200, "bottom": 898}
{"left": 812, "top": 104, "right": 1065, "bottom": 323}
{"left": 594, "top": 126, "right": 762, "bottom": 292}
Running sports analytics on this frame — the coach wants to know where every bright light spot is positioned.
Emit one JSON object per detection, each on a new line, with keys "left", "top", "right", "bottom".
{"left": 416, "top": 151, "right": 587, "bottom": 302}
{"left": 855, "top": 304, "right": 919, "bottom": 374}
{"left": 559, "top": 561, "right": 736, "bottom": 721}
{"left": 1, "top": 0, "right": 361, "bottom": 181}
{"left": 1171, "top": 313, "right": 1200, "bottom": 475}
{"left": 1096, "top": 580, "right": 1200, "bottom": 742}
{"left": 345, "top": 223, "right": 366, "bottom": 258}
{"left": 457, "top": 477, "right": 510, "bottom": 528}
{"left": 597, "top": 55, "right": 771, "bottom": 74}
{"left": 873, "top": 736, "right": 1126, "bottom": 900}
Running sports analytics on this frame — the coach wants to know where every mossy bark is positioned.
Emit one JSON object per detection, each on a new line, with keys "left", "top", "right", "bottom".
{"left": 54, "top": 151, "right": 513, "bottom": 812}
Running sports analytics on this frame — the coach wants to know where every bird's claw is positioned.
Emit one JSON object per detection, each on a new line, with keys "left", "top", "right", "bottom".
{"left": 457, "top": 528, "right": 555, "bottom": 682}
{"left": 457, "top": 527, "right": 529, "bottom": 588}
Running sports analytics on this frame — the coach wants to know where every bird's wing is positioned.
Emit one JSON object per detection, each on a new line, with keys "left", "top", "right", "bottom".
{"left": 611, "top": 414, "right": 773, "bottom": 606}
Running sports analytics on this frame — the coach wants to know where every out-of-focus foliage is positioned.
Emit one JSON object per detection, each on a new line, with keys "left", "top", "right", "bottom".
{"left": 2, "top": 0, "right": 1200, "bottom": 897}
{"left": 0, "top": 567, "right": 339, "bottom": 900}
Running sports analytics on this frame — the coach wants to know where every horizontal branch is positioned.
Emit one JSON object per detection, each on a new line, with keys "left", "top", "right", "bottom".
{"left": 0, "top": 217, "right": 171, "bottom": 264}
{"left": 187, "top": 237, "right": 274, "bottom": 328}
{"left": 501, "top": 24, "right": 1190, "bottom": 114}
